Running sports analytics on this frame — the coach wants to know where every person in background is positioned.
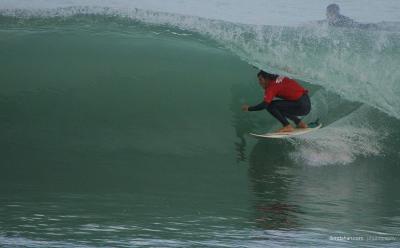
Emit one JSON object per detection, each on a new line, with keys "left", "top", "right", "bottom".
{"left": 325, "top": 3, "right": 377, "bottom": 29}
{"left": 326, "top": 3, "right": 355, "bottom": 27}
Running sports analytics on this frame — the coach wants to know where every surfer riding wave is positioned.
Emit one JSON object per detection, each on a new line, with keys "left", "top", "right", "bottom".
{"left": 242, "top": 70, "right": 311, "bottom": 133}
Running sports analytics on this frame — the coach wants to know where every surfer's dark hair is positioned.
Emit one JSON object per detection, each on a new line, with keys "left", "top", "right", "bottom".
{"left": 257, "top": 70, "right": 279, "bottom": 80}
{"left": 327, "top": 4, "right": 340, "bottom": 14}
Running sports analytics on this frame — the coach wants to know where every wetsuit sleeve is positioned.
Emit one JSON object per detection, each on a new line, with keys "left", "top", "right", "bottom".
{"left": 248, "top": 101, "right": 267, "bottom": 111}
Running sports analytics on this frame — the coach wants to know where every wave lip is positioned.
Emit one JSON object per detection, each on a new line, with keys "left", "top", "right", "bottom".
{"left": 1, "top": 0, "right": 400, "bottom": 25}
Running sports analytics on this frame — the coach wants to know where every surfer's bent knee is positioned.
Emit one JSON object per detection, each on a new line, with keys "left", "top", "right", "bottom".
{"left": 266, "top": 102, "right": 276, "bottom": 112}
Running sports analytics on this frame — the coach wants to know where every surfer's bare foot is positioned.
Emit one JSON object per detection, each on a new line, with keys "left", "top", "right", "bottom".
{"left": 297, "top": 121, "right": 308, "bottom": 129}
{"left": 278, "top": 124, "right": 295, "bottom": 133}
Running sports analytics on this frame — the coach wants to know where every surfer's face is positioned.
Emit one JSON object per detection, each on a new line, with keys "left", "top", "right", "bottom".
{"left": 326, "top": 8, "right": 339, "bottom": 20}
{"left": 258, "top": 76, "right": 267, "bottom": 89}
{"left": 326, "top": 12, "right": 336, "bottom": 21}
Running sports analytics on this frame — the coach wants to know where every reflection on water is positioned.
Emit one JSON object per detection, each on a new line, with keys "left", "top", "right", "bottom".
{"left": 245, "top": 134, "right": 400, "bottom": 245}
{"left": 248, "top": 140, "right": 301, "bottom": 230}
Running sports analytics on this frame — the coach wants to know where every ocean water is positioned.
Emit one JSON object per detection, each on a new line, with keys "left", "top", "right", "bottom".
{"left": 1, "top": 0, "right": 400, "bottom": 247}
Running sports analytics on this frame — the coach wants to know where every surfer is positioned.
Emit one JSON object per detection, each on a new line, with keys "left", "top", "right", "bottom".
{"left": 325, "top": 3, "right": 377, "bottom": 29}
{"left": 326, "top": 3, "right": 356, "bottom": 27}
{"left": 241, "top": 70, "right": 310, "bottom": 133}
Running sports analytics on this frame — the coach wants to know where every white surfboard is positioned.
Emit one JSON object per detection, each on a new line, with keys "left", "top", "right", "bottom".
{"left": 249, "top": 123, "right": 322, "bottom": 139}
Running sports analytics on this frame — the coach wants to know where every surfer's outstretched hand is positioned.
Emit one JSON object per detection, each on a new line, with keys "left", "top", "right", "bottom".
{"left": 241, "top": 104, "right": 249, "bottom": 112}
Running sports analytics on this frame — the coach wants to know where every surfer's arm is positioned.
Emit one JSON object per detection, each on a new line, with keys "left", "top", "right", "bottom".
{"left": 248, "top": 101, "right": 267, "bottom": 111}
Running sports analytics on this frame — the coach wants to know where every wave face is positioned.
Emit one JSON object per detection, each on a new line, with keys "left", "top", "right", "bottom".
{"left": 1, "top": 2, "right": 400, "bottom": 247}
{"left": 1, "top": 5, "right": 399, "bottom": 164}
{"left": 1, "top": 3, "right": 400, "bottom": 119}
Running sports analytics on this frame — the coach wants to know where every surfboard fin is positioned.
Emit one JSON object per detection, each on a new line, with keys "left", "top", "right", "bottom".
{"left": 308, "top": 118, "right": 320, "bottom": 128}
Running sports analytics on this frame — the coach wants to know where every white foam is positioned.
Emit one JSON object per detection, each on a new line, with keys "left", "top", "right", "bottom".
{"left": 289, "top": 105, "right": 387, "bottom": 166}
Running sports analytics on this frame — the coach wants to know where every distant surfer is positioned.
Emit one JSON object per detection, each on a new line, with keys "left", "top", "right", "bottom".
{"left": 324, "top": 3, "right": 377, "bottom": 29}
{"left": 242, "top": 71, "right": 310, "bottom": 133}
{"left": 326, "top": 3, "right": 355, "bottom": 27}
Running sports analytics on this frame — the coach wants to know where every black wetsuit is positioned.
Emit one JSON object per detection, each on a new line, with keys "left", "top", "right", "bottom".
{"left": 328, "top": 15, "right": 378, "bottom": 29}
{"left": 248, "top": 94, "right": 311, "bottom": 126}
{"left": 329, "top": 14, "right": 356, "bottom": 27}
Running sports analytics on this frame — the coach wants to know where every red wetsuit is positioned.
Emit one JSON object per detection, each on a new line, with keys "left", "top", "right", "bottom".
{"left": 248, "top": 76, "right": 310, "bottom": 126}
{"left": 264, "top": 76, "right": 308, "bottom": 104}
